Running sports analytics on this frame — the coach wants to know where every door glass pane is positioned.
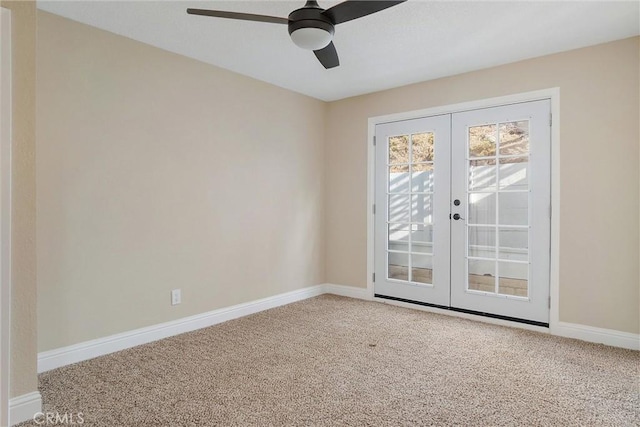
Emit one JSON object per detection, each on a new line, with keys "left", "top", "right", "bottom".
{"left": 388, "top": 252, "right": 408, "bottom": 281}
{"left": 388, "top": 224, "right": 409, "bottom": 252}
{"left": 498, "top": 228, "right": 528, "bottom": 261}
{"left": 469, "top": 226, "right": 495, "bottom": 258}
{"left": 469, "top": 124, "right": 496, "bottom": 157}
{"left": 412, "top": 132, "right": 434, "bottom": 162}
{"left": 389, "top": 165, "right": 409, "bottom": 193}
{"left": 411, "top": 194, "right": 433, "bottom": 225}
{"left": 411, "top": 224, "right": 433, "bottom": 254}
{"left": 470, "top": 159, "right": 496, "bottom": 191}
{"left": 468, "top": 193, "right": 496, "bottom": 225}
{"left": 411, "top": 254, "right": 432, "bottom": 284}
{"left": 498, "top": 192, "right": 528, "bottom": 225}
{"left": 468, "top": 259, "right": 496, "bottom": 293}
{"left": 389, "top": 195, "right": 410, "bottom": 223}
{"left": 499, "top": 157, "right": 528, "bottom": 190}
{"left": 499, "top": 121, "right": 529, "bottom": 156}
{"left": 411, "top": 165, "right": 434, "bottom": 192}
{"left": 389, "top": 135, "right": 409, "bottom": 164}
{"left": 412, "top": 162, "right": 433, "bottom": 172}
{"left": 498, "top": 262, "right": 528, "bottom": 297}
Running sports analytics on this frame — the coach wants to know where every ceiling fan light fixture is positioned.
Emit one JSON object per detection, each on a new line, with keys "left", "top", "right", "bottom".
{"left": 188, "top": 0, "right": 408, "bottom": 68}
{"left": 290, "top": 27, "right": 333, "bottom": 50}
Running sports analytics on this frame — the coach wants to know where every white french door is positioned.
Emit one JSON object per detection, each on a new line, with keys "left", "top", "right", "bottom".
{"left": 374, "top": 114, "right": 451, "bottom": 306}
{"left": 374, "top": 100, "right": 551, "bottom": 325}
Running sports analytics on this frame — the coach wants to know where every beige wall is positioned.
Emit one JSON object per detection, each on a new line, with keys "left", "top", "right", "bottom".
{"left": 36, "top": 9, "right": 639, "bottom": 356}
{"left": 37, "top": 12, "right": 326, "bottom": 351}
{"left": 326, "top": 37, "right": 640, "bottom": 334}
{"left": 1, "top": 0, "right": 38, "bottom": 398}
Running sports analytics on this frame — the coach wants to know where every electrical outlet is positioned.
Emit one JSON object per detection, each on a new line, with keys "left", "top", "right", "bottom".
{"left": 171, "top": 289, "right": 181, "bottom": 306}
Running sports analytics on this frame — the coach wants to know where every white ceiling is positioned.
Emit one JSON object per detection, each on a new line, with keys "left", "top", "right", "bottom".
{"left": 37, "top": 0, "right": 640, "bottom": 101}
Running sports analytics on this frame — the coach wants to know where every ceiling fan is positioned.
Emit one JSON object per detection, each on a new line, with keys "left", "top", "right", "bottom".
{"left": 187, "top": 1, "right": 407, "bottom": 69}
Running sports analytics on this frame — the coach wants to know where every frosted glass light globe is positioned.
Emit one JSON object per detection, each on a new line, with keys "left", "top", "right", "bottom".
{"left": 290, "top": 27, "right": 332, "bottom": 50}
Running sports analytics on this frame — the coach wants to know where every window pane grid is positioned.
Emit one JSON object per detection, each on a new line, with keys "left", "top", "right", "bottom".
{"left": 468, "top": 256, "right": 528, "bottom": 264}
{"left": 466, "top": 154, "right": 529, "bottom": 161}
{"left": 469, "top": 191, "right": 529, "bottom": 196}
{"left": 468, "top": 224, "right": 528, "bottom": 229}
{"left": 466, "top": 120, "right": 530, "bottom": 297}
{"left": 387, "top": 191, "right": 434, "bottom": 195}
{"left": 386, "top": 131, "right": 435, "bottom": 285}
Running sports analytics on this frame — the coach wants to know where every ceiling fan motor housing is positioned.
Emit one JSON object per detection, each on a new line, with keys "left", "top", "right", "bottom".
{"left": 288, "top": 1, "right": 335, "bottom": 49}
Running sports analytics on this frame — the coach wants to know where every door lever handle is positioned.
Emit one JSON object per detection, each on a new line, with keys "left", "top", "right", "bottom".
{"left": 452, "top": 213, "right": 464, "bottom": 220}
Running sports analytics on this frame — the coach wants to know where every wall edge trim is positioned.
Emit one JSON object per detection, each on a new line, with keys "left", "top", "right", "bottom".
{"left": 0, "top": 7, "right": 12, "bottom": 427}
{"left": 9, "top": 391, "right": 41, "bottom": 426}
{"left": 37, "top": 283, "right": 637, "bottom": 374}
{"left": 323, "top": 283, "right": 369, "bottom": 300}
{"left": 37, "top": 285, "right": 326, "bottom": 373}
{"left": 551, "top": 321, "right": 639, "bottom": 350}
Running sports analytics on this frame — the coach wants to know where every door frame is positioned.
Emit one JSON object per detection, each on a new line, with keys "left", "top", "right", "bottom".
{"left": 1, "top": 6, "right": 12, "bottom": 427}
{"left": 367, "top": 88, "right": 560, "bottom": 332}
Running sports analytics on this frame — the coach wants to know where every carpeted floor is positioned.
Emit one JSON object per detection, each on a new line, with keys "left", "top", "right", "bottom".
{"left": 19, "top": 295, "right": 639, "bottom": 426}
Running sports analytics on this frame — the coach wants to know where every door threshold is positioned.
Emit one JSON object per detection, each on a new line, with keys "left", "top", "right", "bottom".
{"left": 374, "top": 294, "right": 549, "bottom": 328}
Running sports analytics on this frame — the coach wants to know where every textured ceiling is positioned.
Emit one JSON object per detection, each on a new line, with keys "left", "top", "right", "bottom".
{"left": 37, "top": 0, "right": 640, "bottom": 101}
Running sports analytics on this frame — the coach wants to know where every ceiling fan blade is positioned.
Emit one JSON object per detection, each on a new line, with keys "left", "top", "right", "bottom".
{"left": 314, "top": 42, "right": 339, "bottom": 69}
{"left": 186, "top": 9, "right": 289, "bottom": 25}
{"left": 322, "top": 0, "right": 406, "bottom": 25}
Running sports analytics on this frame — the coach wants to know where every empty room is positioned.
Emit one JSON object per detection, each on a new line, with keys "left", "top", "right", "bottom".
{"left": 1, "top": 0, "right": 639, "bottom": 425}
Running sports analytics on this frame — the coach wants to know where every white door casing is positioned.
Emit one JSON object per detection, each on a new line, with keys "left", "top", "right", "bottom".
{"left": 0, "top": 6, "right": 12, "bottom": 427}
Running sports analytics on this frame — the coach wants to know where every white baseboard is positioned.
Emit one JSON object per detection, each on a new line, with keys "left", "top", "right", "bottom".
{"left": 37, "top": 283, "right": 638, "bottom": 374}
{"left": 9, "top": 391, "right": 41, "bottom": 426}
{"left": 38, "top": 285, "right": 325, "bottom": 373}
{"left": 322, "top": 283, "right": 370, "bottom": 300}
{"left": 552, "top": 321, "right": 639, "bottom": 350}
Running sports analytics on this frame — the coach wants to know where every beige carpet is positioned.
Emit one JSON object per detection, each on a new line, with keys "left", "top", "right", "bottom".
{"left": 19, "top": 295, "right": 639, "bottom": 426}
